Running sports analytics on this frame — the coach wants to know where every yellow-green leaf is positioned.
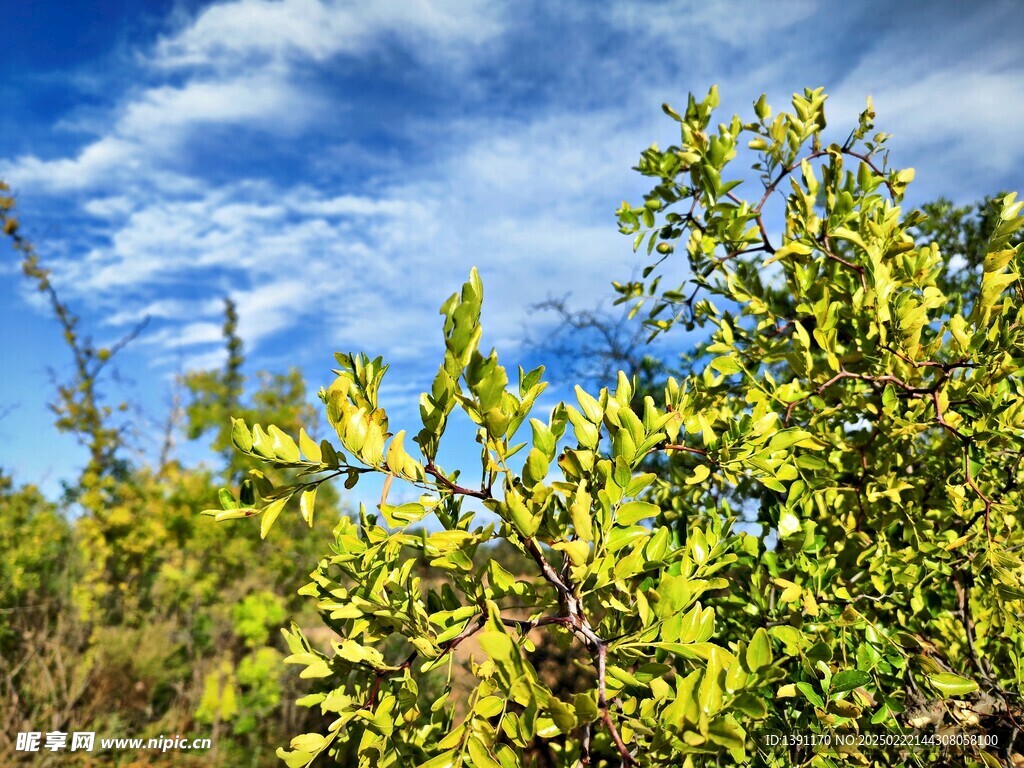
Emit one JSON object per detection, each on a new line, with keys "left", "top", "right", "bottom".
{"left": 928, "top": 673, "right": 978, "bottom": 697}
{"left": 617, "top": 500, "right": 660, "bottom": 525}
{"left": 261, "top": 497, "right": 288, "bottom": 539}
{"left": 299, "top": 487, "right": 316, "bottom": 527}
{"left": 299, "top": 428, "right": 322, "bottom": 463}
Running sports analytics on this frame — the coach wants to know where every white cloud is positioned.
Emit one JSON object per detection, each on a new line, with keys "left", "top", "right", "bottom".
{"left": 610, "top": 0, "right": 817, "bottom": 49}
{"left": 298, "top": 193, "right": 423, "bottom": 219}
{"left": 34, "top": 101, "right": 649, "bottom": 384}
{"left": 119, "top": 71, "right": 312, "bottom": 141}
{"left": 173, "top": 347, "right": 229, "bottom": 374}
{"left": 9, "top": 137, "right": 140, "bottom": 192}
{"left": 3, "top": 0, "right": 503, "bottom": 195}
{"left": 233, "top": 279, "right": 316, "bottom": 345}
{"left": 143, "top": 321, "right": 225, "bottom": 348}
{"left": 5, "top": 72, "right": 310, "bottom": 193}
{"left": 83, "top": 195, "right": 137, "bottom": 218}
{"left": 6, "top": 0, "right": 1024, "bottom": 391}
{"left": 137, "top": 280, "right": 308, "bottom": 353}
{"left": 106, "top": 297, "right": 221, "bottom": 326}
{"left": 153, "top": 0, "right": 501, "bottom": 69}
{"left": 831, "top": 45, "right": 1024, "bottom": 195}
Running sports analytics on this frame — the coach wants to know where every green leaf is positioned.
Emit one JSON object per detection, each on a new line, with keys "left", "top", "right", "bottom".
{"left": 686, "top": 464, "right": 711, "bottom": 486}
{"left": 575, "top": 385, "right": 603, "bottom": 422}
{"left": 745, "top": 628, "right": 772, "bottom": 672}
{"left": 574, "top": 692, "right": 599, "bottom": 724}
{"left": 616, "top": 500, "right": 660, "bottom": 526}
{"left": 928, "top": 672, "right": 978, "bottom": 697}
{"left": 698, "top": 647, "right": 725, "bottom": 714}
{"left": 299, "top": 428, "right": 322, "bottom": 463}
{"left": 777, "top": 509, "right": 800, "bottom": 539}
{"left": 475, "top": 696, "right": 504, "bottom": 719}
{"left": 831, "top": 669, "right": 871, "bottom": 693}
{"left": 213, "top": 508, "right": 255, "bottom": 521}
{"left": 268, "top": 425, "right": 301, "bottom": 462}
{"left": 488, "top": 560, "right": 519, "bottom": 597}
{"left": 261, "top": 497, "right": 288, "bottom": 539}
{"left": 709, "top": 356, "right": 742, "bottom": 375}
{"left": 733, "top": 693, "right": 768, "bottom": 719}
{"left": 552, "top": 539, "right": 590, "bottom": 567}
{"left": 570, "top": 482, "right": 594, "bottom": 541}
{"left": 547, "top": 696, "right": 577, "bottom": 733}
{"left": 416, "top": 750, "right": 458, "bottom": 768}
{"left": 707, "top": 713, "right": 746, "bottom": 754}
{"left": 231, "top": 418, "right": 253, "bottom": 452}
{"left": 767, "top": 429, "right": 816, "bottom": 452}
{"left": 754, "top": 93, "right": 771, "bottom": 120}
{"left": 299, "top": 487, "right": 316, "bottom": 527}
{"left": 380, "top": 501, "right": 428, "bottom": 527}
{"left": 504, "top": 488, "right": 540, "bottom": 537}
{"left": 466, "top": 737, "right": 502, "bottom": 768}
{"left": 218, "top": 487, "right": 238, "bottom": 510}
{"left": 796, "top": 681, "right": 824, "bottom": 709}
{"left": 289, "top": 733, "right": 326, "bottom": 753}
{"left": 251, "top": 424, "right": 274, "bottom": 458}
{"left": 479, "top": 631, "right": 515, "bottom": 665}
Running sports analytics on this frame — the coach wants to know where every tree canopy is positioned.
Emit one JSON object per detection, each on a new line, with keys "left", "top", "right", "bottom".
{"left": 207, "top": 87, "right": 1024, "bottom": 767}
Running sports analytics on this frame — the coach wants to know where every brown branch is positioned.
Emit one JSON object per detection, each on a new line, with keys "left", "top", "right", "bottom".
{"left": 580, "top": 722, "right": 592, "bottom": 766}
{"left": 881, "top": 345, "right": 980, "bottom": 372}
{"left": 843, "top": 149, "right": 897, "bottom": 197}
{"left": 521, "top": 536, "right": 572, "bottom": 596}
{"left": 755, "top": 152, "right": 824, "bottom": 214}
{"left": 364, "top": 615, "right": 485, "bottom": 709}
{"left": 820, "top": 239, "right": 865, "bottom": 276}
{"left": 784, "top": 369, "right": 932, "bottom": 424}
{"left": 91, "top": 317, "right": 150, "bottom": 378}
{"left": 931, "top": 390, "right": 968, "bottom": 441}
{"left": 784, "top": 371, "right": 855, "bottom": 423}
{"left": 754, "top": 148, "right": 896, "bottom": 216}
{"left": 424, "top": 462, "right": 491, "bottom": 500}
{"left": 600, "top": 710, "right": 635, "bottom": 767}
{"left": 961, "top": 451, "right": 994, "bottom": 536}
{"left": 499, "top": 616, "right": 573, "bottom": 631}
{"left": 597, "top": 642, "right": 636, "bottom": 766}
{"left": 927, "top": 390, "right": 994, "bottom": 533}
{"left": 660, "top": 443, "right": 707, "bottom": 456}
{"left": 715, "top": 243, "right": 770, "bottom": 266}
{"left": 725, "top": 190, "right": 774, "bottom": 253}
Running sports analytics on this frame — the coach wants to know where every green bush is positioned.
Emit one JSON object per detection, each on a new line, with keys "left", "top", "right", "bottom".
{"left": 211, "top": 87, "right": 1023, "bottom": 768}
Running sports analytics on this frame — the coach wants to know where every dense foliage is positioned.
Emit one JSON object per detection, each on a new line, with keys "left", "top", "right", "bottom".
{"left": 207, "top": 88, "right": 1024, "bottom": 768}
{"left": 4, "top": 85, "right": 1023, "bottom": 768}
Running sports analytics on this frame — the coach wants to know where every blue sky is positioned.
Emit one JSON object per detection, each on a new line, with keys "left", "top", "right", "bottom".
{"left": 2, "top": 0, "right": 1023, "bottom": 507}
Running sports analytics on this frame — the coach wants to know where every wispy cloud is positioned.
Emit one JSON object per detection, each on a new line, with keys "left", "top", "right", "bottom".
{"left": 4, "top": 0, "right": 1024, "bottom": 395}
{"left": 5, "top": 0, "right": 503, "bottom": 195}
{"left": 609, "top": 0, "right": 818, "bottom": 50}
{"left": 152, "top": 0, "right": 501, "bottom": 69}
{"left": 828, "top": 5, "right": 1024, "bottom": 196}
